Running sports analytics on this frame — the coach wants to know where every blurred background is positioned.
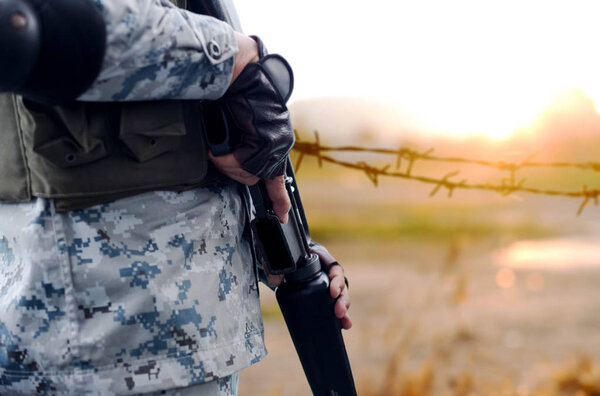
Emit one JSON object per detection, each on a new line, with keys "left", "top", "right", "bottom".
{"left": 235, "top": 1, "right": 600, "bottom": 394}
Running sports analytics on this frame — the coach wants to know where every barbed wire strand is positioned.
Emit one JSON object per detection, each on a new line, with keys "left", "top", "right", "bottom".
{"left": 291, "top": 131, "right": 600, "bottom": 215}
{"left": 293, "top": 131, "right": 600, "bottom": 174}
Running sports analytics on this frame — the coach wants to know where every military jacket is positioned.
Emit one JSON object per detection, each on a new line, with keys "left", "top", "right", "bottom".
{"left": 0, "top": 1, "right": 267, "bottom": 394}
{"left": 0, "top": 0, "right": 238, "bottom": 211}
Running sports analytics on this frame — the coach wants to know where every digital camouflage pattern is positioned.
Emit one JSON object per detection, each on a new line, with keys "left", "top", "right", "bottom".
{"left": 0, "top": 179, "right": 266, "bottom": 394}
{"left": 80, "top": 0, "right": 237, "bottom": 102}
{"left": 0, "top": 1, "right": 260, "bottom": 394}
{"left": 141, "top": 372, "right": 238, "bottom": 396}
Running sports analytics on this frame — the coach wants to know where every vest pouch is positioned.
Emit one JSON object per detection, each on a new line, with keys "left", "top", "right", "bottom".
{"left": 0, "top": 94, "right": 31, "bottom": 202}
{"left": 12, "top": 96, "right": 209, "bottom": 210}
{"left": 119, "top": 101, "right": 186, "bottom": 162}
{"left": 25, "top": 99, "right": 113, "bottom": 168}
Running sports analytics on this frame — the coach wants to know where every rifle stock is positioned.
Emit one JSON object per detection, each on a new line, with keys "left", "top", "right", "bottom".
{"left": 188, "top": 2, "right": 357, "bottom": 394}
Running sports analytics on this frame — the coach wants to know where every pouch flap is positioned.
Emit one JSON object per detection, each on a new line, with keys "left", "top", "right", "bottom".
{"left": 24, "top": 99, "right": 112, "bottom": 168}
{"left": 34, "top": 135, "right": 107, "bottom": 168}
{"left": 119, "top": 101, "right": 186, "bottom": 162}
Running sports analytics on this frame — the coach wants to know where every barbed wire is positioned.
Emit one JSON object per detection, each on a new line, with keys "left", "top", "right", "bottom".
{"left": 291, "top": 131, "right": 600, "bottom": 215}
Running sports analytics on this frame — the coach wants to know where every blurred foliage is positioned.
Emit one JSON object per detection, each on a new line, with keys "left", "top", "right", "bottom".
{"left": 308, "top": 206, "right": 558, "bottom": 242}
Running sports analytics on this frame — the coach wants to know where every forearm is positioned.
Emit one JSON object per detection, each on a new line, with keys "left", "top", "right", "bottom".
{"left": 78, "top": 0, "right": 238, "bottom": 102}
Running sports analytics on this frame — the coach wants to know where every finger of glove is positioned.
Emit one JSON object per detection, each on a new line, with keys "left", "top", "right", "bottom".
{"left": 264, "top": 176, "right": 290, "bottom": 224}
{"left": 334, "top": 288, "right": 351, "bottom": 319}
{"left": 328, "top": 264, "right": 347, "bottom": 299}
{"left": 310, "top": 243, "right": 336, "bottom": 266}
{"left": 340, "top": 315, "right": 353, "bottom": 330}
{"left": 208, "top": 152, "right": 259, "bottom": 186}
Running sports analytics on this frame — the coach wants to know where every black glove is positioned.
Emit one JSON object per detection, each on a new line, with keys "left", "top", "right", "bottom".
{"left": 208, "top": 36, "right": 295, "bottom": 179}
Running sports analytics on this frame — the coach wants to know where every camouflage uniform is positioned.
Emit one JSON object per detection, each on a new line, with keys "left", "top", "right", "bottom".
{"left": 1, "top": 1, "right": 267, "bottom": 395}
{"left": 81, "top": 0, "right": 238, "bottom": 102}
{"left": 0, "top": 179, "right": 265, "bottom": 395}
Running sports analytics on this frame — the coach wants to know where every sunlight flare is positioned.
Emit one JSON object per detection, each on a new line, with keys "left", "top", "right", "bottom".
{"left": 239, "top": 0, "right": 600, "bottom": 140}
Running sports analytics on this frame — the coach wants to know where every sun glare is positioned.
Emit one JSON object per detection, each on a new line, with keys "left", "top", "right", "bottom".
{"left": 378, "top": 0, "right": 600, "bottom": 139}
{"left": 238, "top": 0, "right": 600, "bottom": 140}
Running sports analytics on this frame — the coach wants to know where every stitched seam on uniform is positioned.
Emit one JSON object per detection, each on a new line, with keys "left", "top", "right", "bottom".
{"left": 0, "top": 333, "right": 265, "bottom": 376}
{"left": 48, "top": 200, "right": 81, "bottom": 367}
{"left": 30, "top": 176, "right": 207, "bottom": 198}
{"left": 11, "top": 95, "right": 32, "bottom": 197}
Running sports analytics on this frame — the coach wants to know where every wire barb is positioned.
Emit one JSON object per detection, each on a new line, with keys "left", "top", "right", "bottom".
{"left": 291, "top": 131, "right": 600, "bottom": 215}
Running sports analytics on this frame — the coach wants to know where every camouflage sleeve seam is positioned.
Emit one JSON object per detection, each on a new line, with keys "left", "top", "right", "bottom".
{"left": 78, "top": 0, "right": 238, "bottom": 102}
{"left": 0, "top": 335, "right": 261, "bottom": 376}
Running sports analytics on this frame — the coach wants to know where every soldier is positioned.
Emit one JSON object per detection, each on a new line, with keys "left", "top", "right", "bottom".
{"left": 0, "top": 0, "right": 351, "bottom": 395}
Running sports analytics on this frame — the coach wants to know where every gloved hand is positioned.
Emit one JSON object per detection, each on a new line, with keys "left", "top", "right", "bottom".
{"left": 207, "top": 34, "right": 294, "bottom": 222}
{"left": 309, "top": 240, "right": 352, "bottom": 330}
{"left": 217, "top": 36, "right": 295, "bottom": 179}
{"left": 261, "top": 238, "right": 353, "bottom": 330}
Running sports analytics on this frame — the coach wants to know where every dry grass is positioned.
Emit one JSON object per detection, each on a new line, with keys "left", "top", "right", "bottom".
{"left": 241, "top": 157, "right": 600, "bottom": 395}
{"left": 356, "top": 356, "right": 600, "bottom": 396}
{"left": 354, "top": 240, "right": 600, "bottom": 396}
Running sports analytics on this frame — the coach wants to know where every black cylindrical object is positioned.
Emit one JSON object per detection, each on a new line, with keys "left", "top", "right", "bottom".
{"left": 0, "top": 0, "right": 107, "bottom": 103}
{"left": 0, "top": 0, "right": 41, "bottom": 91}
{"left": 276, "top": 254, "right": 357, "bottom": 396}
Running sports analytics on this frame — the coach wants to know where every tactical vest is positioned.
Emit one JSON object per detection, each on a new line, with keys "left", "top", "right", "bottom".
{"left": 0, "top": 0, "right": 212, "bottom": 212}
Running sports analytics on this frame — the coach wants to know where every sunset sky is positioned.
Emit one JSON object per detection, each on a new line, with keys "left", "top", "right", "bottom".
{"left": 236, "top": 0, "right": 600, "bottom": 139}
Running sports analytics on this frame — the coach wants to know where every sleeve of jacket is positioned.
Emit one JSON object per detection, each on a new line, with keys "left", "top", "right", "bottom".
{"left": 77, "top": 0, "right": 238, "bottom": 102}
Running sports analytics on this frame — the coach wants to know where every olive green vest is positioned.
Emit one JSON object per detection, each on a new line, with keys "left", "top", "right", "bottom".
{"left": 0, "top": 0, "right": 215, "bottom": 212}
{"left": 0, "top": 95, "right": 210, "bottom": 211}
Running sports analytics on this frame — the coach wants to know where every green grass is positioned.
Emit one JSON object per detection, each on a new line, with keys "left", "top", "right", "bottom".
{"left": 309, "top": 216, "right": 556, "bottom": 242}
{"left": 306, "top": 203, "right": 559, "bottom": 243}
{"left": 259, "top": 304, "right": 283, "bottom": 321}
{"left": 290, "top": 154, "right": 575, "bottom": 244}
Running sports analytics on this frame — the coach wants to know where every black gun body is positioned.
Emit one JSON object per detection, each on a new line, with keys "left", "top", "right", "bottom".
{"left": 251, "top": 166, "right": 357, "bottom": 395}
{"left": 277, "top": 270, "right": 356, "bottom": 396}
{"left": 252, "top": 175, "right": 357, "bottom": 395}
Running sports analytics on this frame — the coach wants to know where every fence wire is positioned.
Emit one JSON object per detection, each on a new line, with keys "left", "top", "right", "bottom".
{"left": 291, "top": 131, "right": 600, "bottom": 215}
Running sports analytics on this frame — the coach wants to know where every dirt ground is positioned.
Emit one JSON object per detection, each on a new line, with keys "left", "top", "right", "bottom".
{"left": 239, "top": 236, "right": 600, "bottom": 395}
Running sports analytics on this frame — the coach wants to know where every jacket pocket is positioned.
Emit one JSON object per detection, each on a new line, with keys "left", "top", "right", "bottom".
{"left": 119, "top": 101, "right": 186, "bottom": 163}
{"left": 25, "top": 99, "right": 113, "bottom": 168}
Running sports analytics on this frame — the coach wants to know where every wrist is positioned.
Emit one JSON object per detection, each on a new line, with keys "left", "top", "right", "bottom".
{"left": 231, "top": 33, "right": 259, "bottom": 85}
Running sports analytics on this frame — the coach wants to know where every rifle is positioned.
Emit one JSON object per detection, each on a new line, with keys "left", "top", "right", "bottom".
{"left": 188, "top": 1, "right": 357, "bottom": 395}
